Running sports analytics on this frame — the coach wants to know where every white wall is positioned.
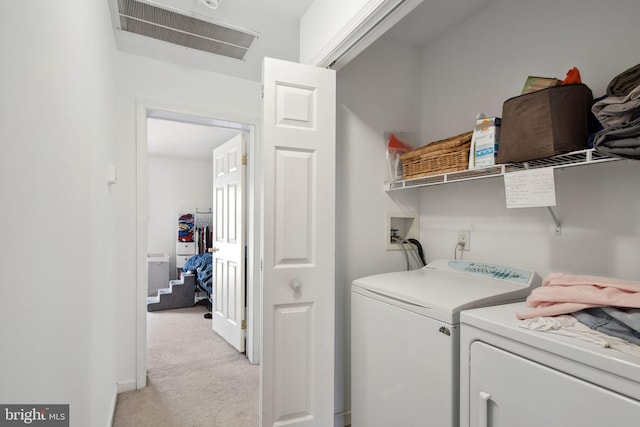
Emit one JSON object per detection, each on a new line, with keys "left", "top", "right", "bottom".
{"left": 0, "top": 1, "right": 118, "bottom": 425}
{"left": 336, "top": 35, "right": 423, "bottom": 418}
{"left": 114, "top": 52, "right": 261, "bottom": 387}
{"left": 420, "top": 0, "right": 640, "bottom": 140}
{"left": 148, "top": 157, "right": 214, "bottom": 278}
{"left": 418, "top": 0, "right": 640, "bottom": 280}
{"left": 336, "top": 0, "right": 640, "bottom": 419}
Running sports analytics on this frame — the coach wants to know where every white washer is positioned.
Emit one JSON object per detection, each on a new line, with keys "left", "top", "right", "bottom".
{"left": 351, "top": 259, "right": 541, "bottom": 427}
{"left": 460, "top": 302, "right": 640, "bottom": 427}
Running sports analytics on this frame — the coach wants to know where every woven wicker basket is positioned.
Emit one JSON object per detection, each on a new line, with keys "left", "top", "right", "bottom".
{"left": 400, "top": 131, "right": 473, "bottom": 179}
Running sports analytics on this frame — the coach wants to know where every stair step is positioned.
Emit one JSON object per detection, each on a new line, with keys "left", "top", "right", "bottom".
{"left": 147, "top": 274, "right": 195, "bottom": 312}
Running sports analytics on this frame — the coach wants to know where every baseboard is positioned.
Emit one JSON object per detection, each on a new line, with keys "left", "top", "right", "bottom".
{"left": 334, "top": 410, "right": 351, "bottom": 427}
{"left": 107, "top": 384, "right": 118, "bottom": 427}
{"left": 116, "top": 379, "right": 137, "bottom": 394}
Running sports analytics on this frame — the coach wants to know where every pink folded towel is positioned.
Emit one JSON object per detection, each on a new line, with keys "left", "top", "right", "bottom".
{"left": 516, "top": 272, "right": 640, "bottom": 320}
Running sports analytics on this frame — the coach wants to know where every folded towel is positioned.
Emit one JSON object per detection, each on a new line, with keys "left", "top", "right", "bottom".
{"left": 517, "top": 272, "right": 640, "bottom": 320}
{"left": 607, "top": 63, "right": 640, "bottom": 97}
{"left": 594, "top": 117, "right": 640, "bottom": 159}
{"left": 592, "top": 83, "right": 640, "bottom": 128}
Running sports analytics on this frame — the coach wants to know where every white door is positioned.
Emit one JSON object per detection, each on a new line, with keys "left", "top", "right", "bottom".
{"left": 261, "top": 57, "right": 336, "bottom": 427}
{"left": 212, "top": 134, "right": 246, "bottom": 353}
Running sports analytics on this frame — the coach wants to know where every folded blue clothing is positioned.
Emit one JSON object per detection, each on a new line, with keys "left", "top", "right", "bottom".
{"left": 182, "top": 253, "right": 211, "bottom": 272}
{"left": 572, "top": 307, "right": 640, "bottom": 346}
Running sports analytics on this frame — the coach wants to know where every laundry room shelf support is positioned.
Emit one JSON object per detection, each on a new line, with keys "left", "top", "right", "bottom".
{"left": 547, "top": 206, "right": 561, "bottom": 236}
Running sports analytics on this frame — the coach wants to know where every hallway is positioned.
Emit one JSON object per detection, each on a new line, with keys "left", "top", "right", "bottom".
{"left": 113, "top": 306, "right": 259, "bottom": 426}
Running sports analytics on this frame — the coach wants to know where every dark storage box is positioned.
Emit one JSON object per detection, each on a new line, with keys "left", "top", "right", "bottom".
{"left": 496, "top": 83, "right": 594, "bottom": 163}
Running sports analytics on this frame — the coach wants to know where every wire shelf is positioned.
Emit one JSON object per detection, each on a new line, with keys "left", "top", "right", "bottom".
{"left": 386, "top": 148, "right": 620, "bottom": 191}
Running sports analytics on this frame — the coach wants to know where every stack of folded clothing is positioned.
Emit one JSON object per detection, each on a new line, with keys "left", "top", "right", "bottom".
{"left": 592, "top": 63, "right": 640, "bottom": 159}
{"left": 516, "top": 272, "right": 640, "bottom": 355}
{"left": 178, "top": 213, "right": 194, "bottom": 242}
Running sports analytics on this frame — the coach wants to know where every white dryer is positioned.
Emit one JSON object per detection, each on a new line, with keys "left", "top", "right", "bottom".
{"left": 460, "top": 302, "right": 640, "bottom": 427}
{"left": 351, "top": 259, "right": 541, "bottom": 427}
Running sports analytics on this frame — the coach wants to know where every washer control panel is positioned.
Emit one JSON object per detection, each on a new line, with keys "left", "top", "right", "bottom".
{"left": 447, "top": 260, "right": 533, "bottom": 285}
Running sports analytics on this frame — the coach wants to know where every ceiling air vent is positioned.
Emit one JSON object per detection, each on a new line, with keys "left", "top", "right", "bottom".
{"left": 116, "top": 0, "right": 259, "bottom": 60}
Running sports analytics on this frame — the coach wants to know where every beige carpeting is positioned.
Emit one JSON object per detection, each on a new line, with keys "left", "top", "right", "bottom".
{"left": 113, "top": 305, "right": 259, "bottom": 427}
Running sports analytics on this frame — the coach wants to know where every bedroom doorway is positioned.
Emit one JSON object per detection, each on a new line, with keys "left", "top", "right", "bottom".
{"left": 136, "top": 103, "right": 261, "bottom": 390}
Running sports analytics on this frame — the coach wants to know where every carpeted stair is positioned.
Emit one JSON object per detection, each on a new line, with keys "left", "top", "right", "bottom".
{"left": 147, "top": 273, "right": 195, "bottom": 312}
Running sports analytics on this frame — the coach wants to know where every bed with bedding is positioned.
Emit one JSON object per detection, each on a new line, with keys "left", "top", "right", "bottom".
{"left": 181, "top": 252, "right": 213, "bottom": 302}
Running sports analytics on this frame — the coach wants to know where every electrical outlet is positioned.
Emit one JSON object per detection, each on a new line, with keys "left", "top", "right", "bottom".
{"left": 457, "top": 230, "right": 470, "bottom": 251}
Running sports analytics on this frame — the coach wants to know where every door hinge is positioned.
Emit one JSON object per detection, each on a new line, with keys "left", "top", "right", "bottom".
{"left": 242, "top": 154, "right": 248, "bottom": 165}
{"left": 242, "top": 319, "right": 247, "bottom": 330}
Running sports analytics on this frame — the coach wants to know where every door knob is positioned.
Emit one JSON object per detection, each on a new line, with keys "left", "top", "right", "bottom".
{"left": 290, "top": 280, "right": 302, "bottom": 291}
{"left": 210, "top": 247, "right": 219, "bottom": 253}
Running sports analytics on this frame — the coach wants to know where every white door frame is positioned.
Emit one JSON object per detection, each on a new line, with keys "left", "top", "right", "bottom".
{"left": 135, "top": 101, "right": 261, "bottom": 388}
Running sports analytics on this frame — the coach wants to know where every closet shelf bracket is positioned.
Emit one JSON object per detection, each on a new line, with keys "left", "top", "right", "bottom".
{"left": 547, "top": 206, "right": 561, "bottom": 236}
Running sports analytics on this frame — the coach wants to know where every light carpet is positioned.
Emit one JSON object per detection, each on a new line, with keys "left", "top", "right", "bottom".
{"left": 113, "top": 305, "right": 259, "bottom": 427}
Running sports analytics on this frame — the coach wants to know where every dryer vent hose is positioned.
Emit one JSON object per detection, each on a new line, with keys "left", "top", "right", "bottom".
{"left": 407, "top": 238, "right": 426, "bottom": 266}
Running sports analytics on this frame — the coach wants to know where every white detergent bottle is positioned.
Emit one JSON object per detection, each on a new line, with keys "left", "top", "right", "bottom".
{"left": 468, "top": 113, "right": 485, "bottom": 168}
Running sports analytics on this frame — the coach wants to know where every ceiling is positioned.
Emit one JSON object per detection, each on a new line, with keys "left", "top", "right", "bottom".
{"left": 109, "top": 0, "right": 315, "bottom": 82}
{"left": 126, "top": 0, "right": 492, "bottom": 159}
{"left": 109, "top": 0, "right": 492, "bottom": 82}
{"left": 147, "top": 117, "right": 242, "bottom": 160}
{"left": 385, "top": 0, "right": 492, "bottom": 49}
